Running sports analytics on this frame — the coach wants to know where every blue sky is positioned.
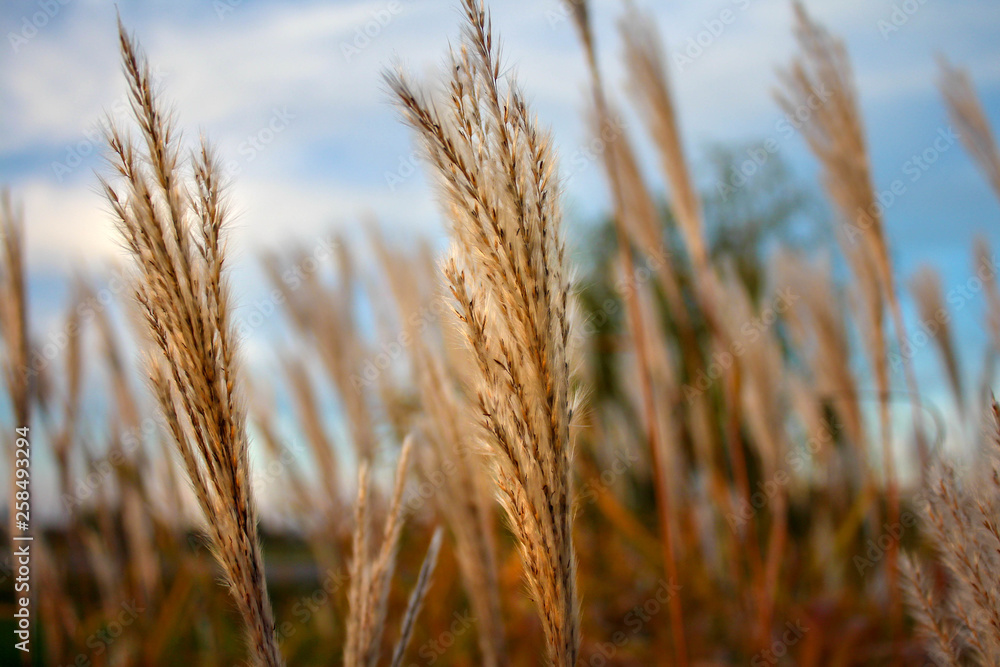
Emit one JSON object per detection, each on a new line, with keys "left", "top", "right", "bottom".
{"left": 2, "top": 0, "right": 1000, "bottom": 509}
{"left": 2, "top": 0, "right": 998, "bottom": 263}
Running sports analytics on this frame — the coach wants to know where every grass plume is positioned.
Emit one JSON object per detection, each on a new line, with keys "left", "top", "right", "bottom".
{"left": 101, "top": 21, "right": 282, "bottom": 666}
{"left": 386, "top": 1, "right": 581, "bottom": 662}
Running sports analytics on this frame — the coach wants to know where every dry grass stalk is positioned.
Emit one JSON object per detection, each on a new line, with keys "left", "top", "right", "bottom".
{"left": 776, "top": 4, "right": 924, "bottom": 639}
{"left": 386, "top": 1, "right": 580, "bottom": 662}
{"left": 938, "top": 57, "right": 1000, "bottom": 201}
{"left": 910, "top": 266, "right": 963, "bottom": 411}
{"left": 344, "top": 436, "right": 432, "bottom": 667}
{"left": 282, "top": 356, "right": 340, "bottom": 507}
{"left": 775, "top": 251, "right": 877, "bottom": 529}
{"left": 1, "top": 191, "right": 32, "bottom": 667}
{"left": 586, "top": 100, "right": 699, "bottom": 366}
{"left": 371, "top": 231, "right": 509, "bottom": 667}
{"left": 975, "top": 237, "right": 1000, "bottom": 355}
{"left": 412, "top": 354, "right": 508, "bottom": 666}
{"left": 904, "top": 401, "right": 1000, "bottom": 665}
{"left": 390, "top": 526, "right": 444, "bottom": 667}
{"left": 570, "top": 4, "right": 688, "bottom": 663}
{"left": 253, "top": 401, "right": 315, "bottom": 522}
{"left": 102, "top": 22, "right": 282, "bottom": 666}
{"left": 615, "top": 1, "right": 795, "bottom": 652}
{"left": 50, "top": 284, "right": 86, "bottom": 503}
{"left": 252, "top": 393, "right": 348, "bottom": 619}
{"left": 0, "top": 191, "right": 29, "bottom": 430}
{"left": 775, "top": 1, "right": 889, "bottom": 449}
{"left": 617, "top": 4, "right": 734, "bottom": 369}
{"left": 91, "top": 281, "right": 143, "bottom": 429}
{"left": 262, "top": 243, "right": 378, "bottom": 462}
{"left": 900, "top": 553, "right": 961, "bottom": 666}
{"left": 618, "top": 4, "right": 707, "bottom": 276}
{"left": 1, "top": 192, "right": 31, "bottom": 550}
{"left": 777, "top": 3, "right": 929, "bottom": 460}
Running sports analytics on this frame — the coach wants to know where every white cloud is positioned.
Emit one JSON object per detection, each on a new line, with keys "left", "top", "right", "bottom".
{"left": 2, "top": 0, "right": 1000, "bottom": 272}
{"left": 18, "top": 178, "right": 121, "bottom": 268}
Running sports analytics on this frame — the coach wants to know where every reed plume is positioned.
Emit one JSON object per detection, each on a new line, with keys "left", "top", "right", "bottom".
{"left": 619, "top": 3, "right": 707, "bottom": 276}
{"left": 386, "top": 1, "right": 580, "bottom": 662}
{"left": 1, "top": 191, "right": 31, "bottom": 553}
{"left": 262, "top": 241, "right": 378, "bottom": 462}
{"left": 903, "top": 401, "right": 1000, "bottom": 665}
{"left": 776, "top": 5, "right": 925, "bottom": 642}
{"left": 101, "top": 21, "right": 282, "bottom": 666}
{"left": 938, "top": 57, "right": 1000, "bottom": 201}
{"left": 571, "top": 3, "right": 689, "bottom": 662}
{"left": 0, "top": 191, "right": 29, "bottom": 432}
{"left": 344, "top": 436, "right": 442, "bottom": 667}
{"left": 775, "top": 2, "right": 889, "bottom": 437}
{"left": 1, "top": 190, "right": 33, "bottom": 667}
{"left": 776, "top": 251, "right": 865, "bottom": 453}
{"left": 371, "top": 230, "right": 509, "bottom": 667}
{"left": 975, "top": 238, "right": 1000, "bottom": 356}
{"left": 910, "top": 266, "right": 963, "bottom": 411}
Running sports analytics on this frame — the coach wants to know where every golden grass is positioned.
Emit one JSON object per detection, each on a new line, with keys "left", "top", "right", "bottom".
{"left": 385, "top": 3, "right": 580, "bottom": 662}
{"left": 2, "top": 2, "right": 999, "bottom": 666}
{"left": 102, "top": 21, "right": 283, "bottom": 666}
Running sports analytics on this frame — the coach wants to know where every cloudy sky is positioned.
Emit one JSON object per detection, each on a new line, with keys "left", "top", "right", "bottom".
{"left": 2, "top": 0, "right": 1000, "bottom": 456}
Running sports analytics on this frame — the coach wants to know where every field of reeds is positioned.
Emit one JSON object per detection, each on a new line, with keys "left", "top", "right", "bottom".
{"left": 2, "top": 0, "right": 1000, "bottom": 664}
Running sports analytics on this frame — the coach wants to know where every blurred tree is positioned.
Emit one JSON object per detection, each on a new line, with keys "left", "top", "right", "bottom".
{"left": 575, "top": 142, "right": 823, "bottom": 404}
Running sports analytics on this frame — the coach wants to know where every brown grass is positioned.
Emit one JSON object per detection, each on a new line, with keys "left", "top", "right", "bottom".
{"left": 6, "top": 1, "right": 1000, "bottom": 665}
{"left": 344, "top": 436, "right": 443, "bottom": 667}
{"left": 571, "top": 3, "right": 689, "bottom": 663}
{"left": 386, "top": 2, "right": 580, "bottom": 662}
{"left": 370, "top": 228, "right": 510, "bottom": 667}
{"left": 939, "top": 57, "right": 1000, "bottom": 201}
{"left": 902, "top": 401, "right": 1000, "bottom": 665}
{"left": 1, "top": 191, "right": 30, "bottom": 551}
{"left": 775, "top": 5, "right": 929, "bottom": 648}
{"left": 101, "top": 21, "right": 282, "bottom": 666}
